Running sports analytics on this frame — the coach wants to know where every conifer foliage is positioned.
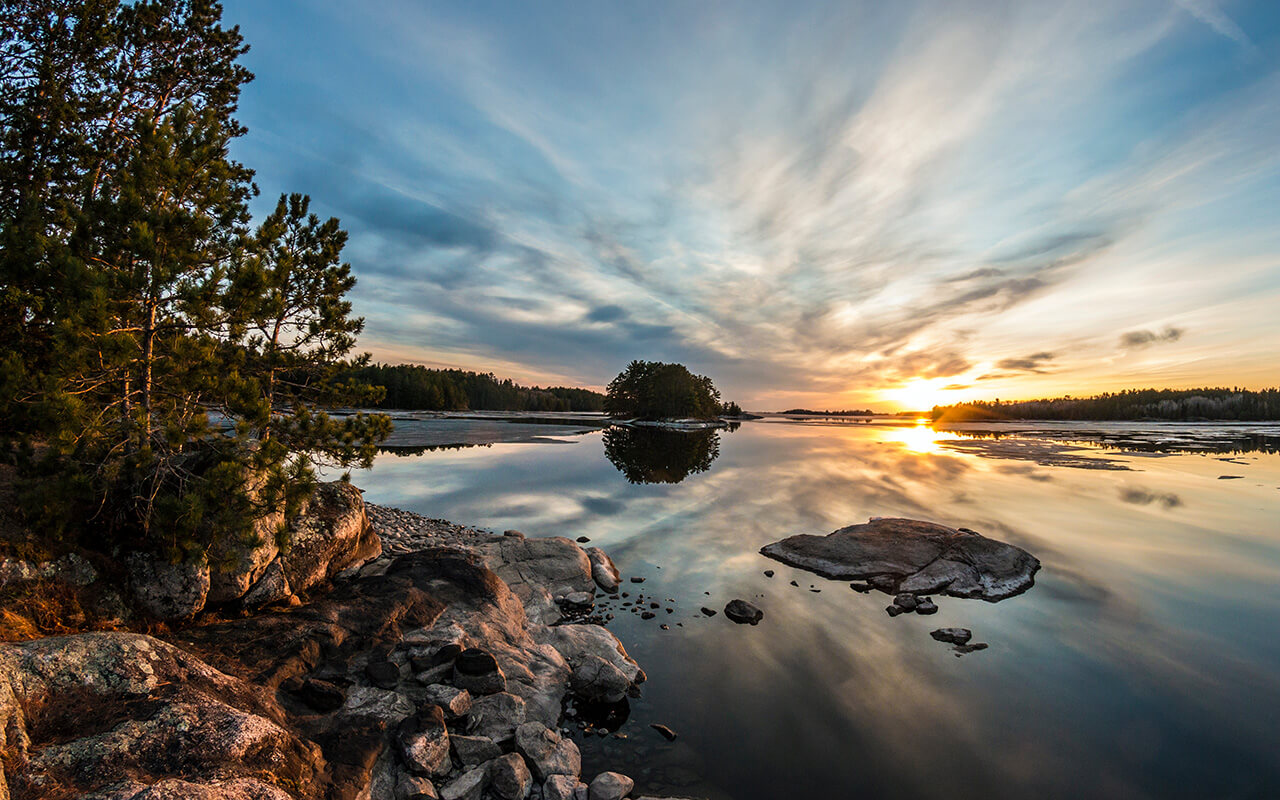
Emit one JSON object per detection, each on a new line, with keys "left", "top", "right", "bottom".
{"left": 603, "top": 360, "right": 722, "bottom": 420}
{"left": 0, "top": 1, "right": 389, "bottom": 558}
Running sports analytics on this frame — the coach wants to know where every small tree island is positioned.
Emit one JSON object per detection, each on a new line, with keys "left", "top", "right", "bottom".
{"left": 604, "top": 360, "right": 738, "bottom": 421}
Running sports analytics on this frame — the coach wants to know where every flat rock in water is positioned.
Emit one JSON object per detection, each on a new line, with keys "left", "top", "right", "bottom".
{"left": 760, "top": 517, "right": 1039, "bottom": 601}
{"left": 724, "top": 599, "right": 763, "bottom": 625}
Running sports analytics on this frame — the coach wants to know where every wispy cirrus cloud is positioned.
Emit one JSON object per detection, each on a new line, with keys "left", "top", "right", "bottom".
{"left": 225, "top": 0, "right": 1280, "bottom": 407}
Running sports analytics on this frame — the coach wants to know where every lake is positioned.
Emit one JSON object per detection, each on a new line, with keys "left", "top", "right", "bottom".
{"left": 332, "top": 416, "right": 1280, "bottom": 800}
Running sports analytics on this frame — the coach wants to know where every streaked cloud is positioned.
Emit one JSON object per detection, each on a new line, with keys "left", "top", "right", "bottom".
{"left": 224, "top": 0, "right": 1280, "bottom": 408}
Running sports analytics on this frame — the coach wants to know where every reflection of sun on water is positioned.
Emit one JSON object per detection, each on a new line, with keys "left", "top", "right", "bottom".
{"left": 880, "top": 420, "right": 961, "bottom": 454}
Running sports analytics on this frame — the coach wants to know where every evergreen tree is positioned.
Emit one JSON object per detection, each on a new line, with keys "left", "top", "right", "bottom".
{"left": 603, "top": 360, "right": 722, "bottom": 420}
{"left": 0, "top": 0, "right": 389, "bottom": 558}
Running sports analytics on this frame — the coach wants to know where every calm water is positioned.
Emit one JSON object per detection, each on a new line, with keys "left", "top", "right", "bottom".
{"left": 337, "top": 418, "right": 1280, "bottom": 800}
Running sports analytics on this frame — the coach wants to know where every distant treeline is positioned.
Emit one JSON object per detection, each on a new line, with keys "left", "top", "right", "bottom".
{"left": 932, "top": 388, "right": 1280, "bottom": 422}
{"left": 347, "top": 364, "right": 605, "bottom": 412}
{"left": 781, "top": 408, "right": 875, "bottom": 416}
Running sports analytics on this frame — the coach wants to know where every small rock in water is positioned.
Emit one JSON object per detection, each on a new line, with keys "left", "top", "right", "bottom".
{"left": 700, "top": 607, "right": 717, "bottom": 617}
{"left": 641, "top": 611, "right": 656, "bottom": 620}
{"left": 724, "top": 599, "right": 764, "bottom": 625}
{"left": 849, "top": 581, "right": 872, "bottom": 592}
{"left": 630, "top": 576, "right": 646, "bottom": 583}
{"left": 790, "top": 580, "right": 799, "bottom": 587}
{"left": 577, "top": 536, "right": 591, "bottom": 542}
{"left": 894, "top": 593, "right": 918, "bottom": 610}
{"left": 886, "top": 605, "right": 905, "bottom": 617}
{"left": 930, "top": 627, "right": 973, "bottom": 645}
{"left": 955, "top": 642, "right": 990, "bottom": 654}
{"left": 650, "top": 723, "right": 678, "bottom": 741}
{"left": 763, "top": 570, "right": 775, "bottom": 578}
{"left": 916, "top": 598, "right": 939, "bottom": 615}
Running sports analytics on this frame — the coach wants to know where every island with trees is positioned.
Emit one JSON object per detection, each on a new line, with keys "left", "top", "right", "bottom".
{"left": 603, "top": 359, "right": 744, "bottom": 424}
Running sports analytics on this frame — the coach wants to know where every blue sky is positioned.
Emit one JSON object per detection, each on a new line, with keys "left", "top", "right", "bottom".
{"left": 222, "top": 0, "right": 1280, "bottom": 410}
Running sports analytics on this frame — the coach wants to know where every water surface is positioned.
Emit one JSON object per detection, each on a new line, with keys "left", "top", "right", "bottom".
{"left": 337, "top": 418, "right": 1280, "bottom": 800}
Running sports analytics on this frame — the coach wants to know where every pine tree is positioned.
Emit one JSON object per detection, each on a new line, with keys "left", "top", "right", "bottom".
{"left": 0, "top": 0, "right": 389, "bottom": 557}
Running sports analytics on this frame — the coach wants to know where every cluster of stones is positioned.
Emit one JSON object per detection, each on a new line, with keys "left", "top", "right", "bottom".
{"left": 301, "top": 594, "right": 659, "bottom": 798}
{"left": 340, "top": 638, "right": 630, "bottom": 800}
{"left": 369, "top": 504, "right": 498, "bottom": 556}
{"left": 885, "top": 592, "right": 938, "bottom": 617}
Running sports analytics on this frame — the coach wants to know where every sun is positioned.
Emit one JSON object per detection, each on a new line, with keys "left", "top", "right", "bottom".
{"left": 884, "top": 378, "right": 951, "bottom": 413}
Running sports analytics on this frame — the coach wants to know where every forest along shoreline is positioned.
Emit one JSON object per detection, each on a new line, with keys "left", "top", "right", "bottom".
{"left": 0, "top": 481, "right": 696, "bottom": 800}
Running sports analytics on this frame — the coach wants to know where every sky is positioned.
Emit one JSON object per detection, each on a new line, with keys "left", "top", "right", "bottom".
{"left": 222, "top": 0, "right": 1280, "bottom": 411}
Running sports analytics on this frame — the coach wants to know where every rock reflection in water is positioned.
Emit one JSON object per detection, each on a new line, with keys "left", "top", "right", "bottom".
{"left": 603, "top": 426, "right": 722, "bottom": 484}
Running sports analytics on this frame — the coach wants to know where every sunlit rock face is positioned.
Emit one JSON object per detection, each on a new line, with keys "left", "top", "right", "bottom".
{"left": 760, "top": 518, "right": 1039, "bottom": 601}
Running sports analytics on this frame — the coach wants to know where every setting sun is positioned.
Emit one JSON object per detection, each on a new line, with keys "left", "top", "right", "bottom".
{"left": 883, "top": 378, "right": 954, "bottom": 412}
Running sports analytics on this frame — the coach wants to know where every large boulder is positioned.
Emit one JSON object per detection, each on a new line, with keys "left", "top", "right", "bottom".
{"left": 569, "top": 655, "right": 632, "bottom": 703}
{"left": 541, "top": 624, "right": 645, "bottom": 688}
{"left": 588, "top": 772, "right": 634, "bottom": 800}
{"left": 205, "top": 481, "right": 284, "bottom": 604}
{"left": 760, "top": 518, "right": 1039, "bottom": 601}
{"left": 396, "top": 707, "right": 452, "bottom": 777}
{"left": 127, "top": 553, "right": 211, "bottom": 620}
{"left": 478, "top": 536, "right": 594, "bottom": 622}
{"left": 280, "top": 481, "right": 380, "bottom": 596}
{"left": 515, "top": 722, "right": 581, "bottom": 781}
{"left": 0, "top": 632, "right": 323, "bottom": 800}
{"left": 466, "top": 692, "right": 527, "bottom": 744}
{"left": 489, "top": 752, "right": 533, "bottom": 800}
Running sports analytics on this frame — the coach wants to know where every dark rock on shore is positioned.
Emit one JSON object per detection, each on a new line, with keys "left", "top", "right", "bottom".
{"left": 760, "top": 517, "right": 1040, "bottom": 601}
{"left": 0, "top": 524, "right": 658, "bottom": 800}
{"left": 724, "top": 599, "right": 764, "bottom": 625}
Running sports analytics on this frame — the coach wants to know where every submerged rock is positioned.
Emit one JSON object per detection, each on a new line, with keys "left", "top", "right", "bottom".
{"left": 760, "top": 518, "right": 1039, "bottom": 601}
{"left": 930, "top": 627, "right": 973, "bottom": 645}
{"left": 724, "top": 599, "right": 763, "bottom": 625}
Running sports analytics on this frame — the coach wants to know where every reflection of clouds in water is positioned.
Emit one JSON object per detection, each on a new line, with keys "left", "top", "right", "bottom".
{"left": 342, "top": 419, "right": 1280, "bottom": 797}
{"left": 580, "top": 495, "right": 626, "bottom": 516}
{"left": 1118, "top": 486, "right": 1183, "bottom": 508}
{"left": 998, "top": 463, "right": 1055, "bottom": 482}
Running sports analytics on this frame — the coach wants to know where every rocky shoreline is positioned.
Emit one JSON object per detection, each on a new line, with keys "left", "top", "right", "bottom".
{"left": 0, "top": 486, "right": 699, "bottom": 800}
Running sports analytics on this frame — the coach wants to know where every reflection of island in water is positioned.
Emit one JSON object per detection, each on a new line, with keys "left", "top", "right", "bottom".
{"left": 603, "top": 425, "right": 722, "bottom": 484}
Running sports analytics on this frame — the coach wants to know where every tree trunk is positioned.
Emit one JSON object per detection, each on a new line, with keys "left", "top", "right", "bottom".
{"left": 140, "top": 301, "right": 155, "bottom": 442}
